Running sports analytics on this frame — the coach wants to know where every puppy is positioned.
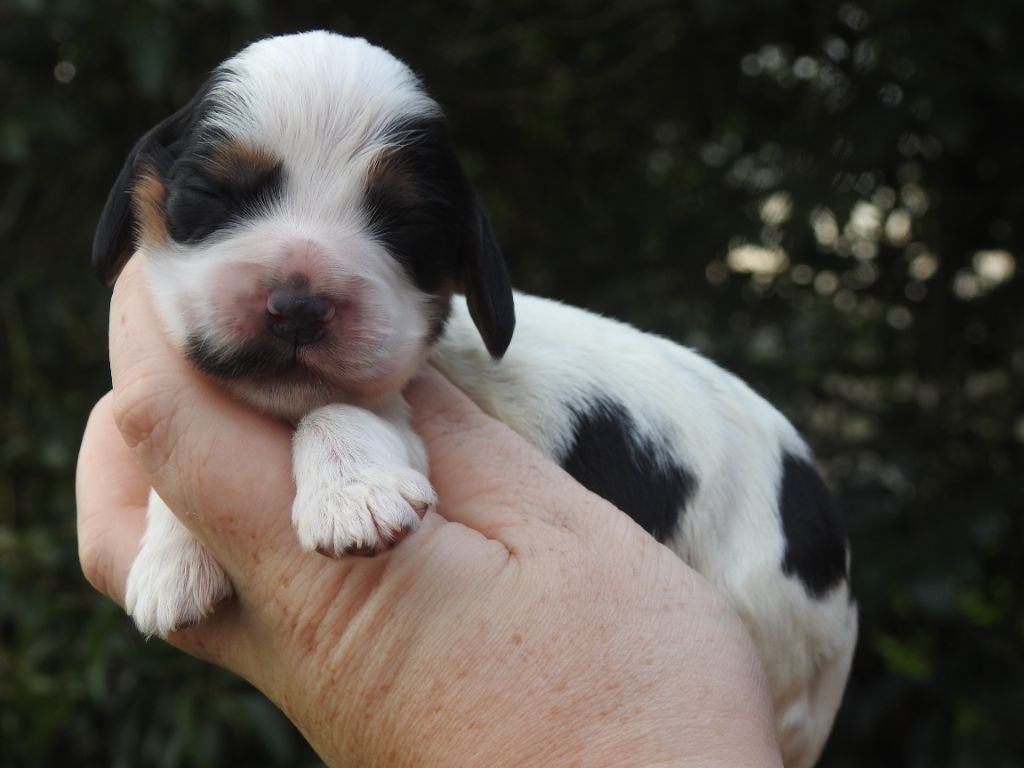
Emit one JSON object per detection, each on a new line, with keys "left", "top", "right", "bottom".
{"left": 93, "top": 31, "right": 857, "bottom": 768}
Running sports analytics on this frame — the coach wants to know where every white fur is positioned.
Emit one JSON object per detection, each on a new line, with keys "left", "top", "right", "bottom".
{"left": 292, "top": 399, "right": 435, "bottom": 555}
{"left": 205, "top": 32, "right": 439, "bottom": 182}
{"left": 126, "top": 490, "right": 233, "bottom": 637}
{"left": 119, "top": 31, "right": 856, "bottom": 768}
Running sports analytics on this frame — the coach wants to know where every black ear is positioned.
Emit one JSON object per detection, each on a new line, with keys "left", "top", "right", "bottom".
{"left": 91, "top": 85, "right": 211, "bottom": 285}
{"left": 462, "top": 197, "right": 515, "bottom": 358}
{"left": 92, "top": 133, "right": 151, "bottom": 285}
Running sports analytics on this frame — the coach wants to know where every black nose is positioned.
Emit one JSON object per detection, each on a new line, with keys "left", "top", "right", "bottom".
{"left": 267, "top": 287, "right": 335, "bottom": 346}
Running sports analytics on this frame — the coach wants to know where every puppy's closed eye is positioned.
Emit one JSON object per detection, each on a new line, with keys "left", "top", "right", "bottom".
{"left": 166, "top": 150, "right": 284, "bottom": 244}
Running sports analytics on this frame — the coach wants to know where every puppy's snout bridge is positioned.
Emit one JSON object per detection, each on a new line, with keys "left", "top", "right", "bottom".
{"left": 267, "top": 286, "right": 335, "bottom": 346}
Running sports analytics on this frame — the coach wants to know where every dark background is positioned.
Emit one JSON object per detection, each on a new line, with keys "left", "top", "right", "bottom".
{"left": 2, "top": 0, "right": 1022, "bottom": 765}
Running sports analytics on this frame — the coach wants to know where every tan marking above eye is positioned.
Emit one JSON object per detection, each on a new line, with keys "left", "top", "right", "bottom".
{"left": 367, "top": 147, "right": 422, "bottom": 206}
{"left": 208, "top": 142, "right": 283, "bottom": 184}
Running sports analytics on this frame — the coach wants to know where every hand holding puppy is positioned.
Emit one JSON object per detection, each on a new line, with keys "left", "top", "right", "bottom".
{"left": 77, "top": 258, "right": 783, "bottom": 767}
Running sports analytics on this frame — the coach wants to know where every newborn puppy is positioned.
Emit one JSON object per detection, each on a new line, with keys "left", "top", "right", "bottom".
{"left": 93, "top": 31, "right": 857, "bottom": 768}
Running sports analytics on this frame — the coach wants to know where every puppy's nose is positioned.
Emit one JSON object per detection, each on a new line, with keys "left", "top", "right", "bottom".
{"left": 267, "top": 287, "right": 335, "bottom": 345}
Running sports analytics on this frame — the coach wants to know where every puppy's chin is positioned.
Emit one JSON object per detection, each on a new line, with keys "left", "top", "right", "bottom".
{"left": 226, "top": 377, "right": 350, "bottom": 424}
{"left": 183, "top": 334, "right": 428, "bottom": 422}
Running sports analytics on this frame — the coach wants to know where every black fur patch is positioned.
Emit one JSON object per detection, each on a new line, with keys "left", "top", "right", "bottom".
{"left": 778, "top": 454, "right": 849, "bottom": 598}
{"left": 184, "top": 334, "right": 299, "bottom": 380}
{"left": 364, "top": 116, "right": 516, "bottom": 358}
{"left": 364, "top": 117, "right": 468, "bottom": 296}
{"left": 561, "top": 399, "right": 696, "bottom": 542}
{"left": 165, "top": 144, "right": 284, "bottom": 245}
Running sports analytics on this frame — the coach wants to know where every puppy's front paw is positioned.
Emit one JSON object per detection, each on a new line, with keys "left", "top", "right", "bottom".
{"left": 293, "top": 467, "right": 436, "bottom": 557}
{"left": 125, "top": 534, "right": 233, "bottom": 638}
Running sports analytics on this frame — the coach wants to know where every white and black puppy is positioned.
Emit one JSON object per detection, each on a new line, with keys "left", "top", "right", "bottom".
{"left": 93, "top": 31, "right": 857, "bottom": 768}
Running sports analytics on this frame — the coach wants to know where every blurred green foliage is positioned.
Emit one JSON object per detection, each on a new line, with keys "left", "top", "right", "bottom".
{"left": 2, "top": 0, "right": 1022, "bottom": 765}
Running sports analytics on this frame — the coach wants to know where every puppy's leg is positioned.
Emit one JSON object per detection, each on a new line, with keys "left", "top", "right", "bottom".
{"left": 292, "top": 400, "right": 436, "bottom": 557}
{"left": 125, "top": 490, "right": 233, "bottom": 638}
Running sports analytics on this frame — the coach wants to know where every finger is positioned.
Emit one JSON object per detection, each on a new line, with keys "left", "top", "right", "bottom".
{"left": 405, "top": 366, "right": 616, "bottom": 541}
{"left": 107, "top": 256, "right": 298, "bottom": 571}
{"left": 76, "top": 392, "right": 148, "bottom": 605}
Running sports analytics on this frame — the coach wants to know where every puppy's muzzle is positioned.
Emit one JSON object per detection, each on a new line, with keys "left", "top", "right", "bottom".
{"left": 267, "top": 285, "right": 335, "bottom": 346}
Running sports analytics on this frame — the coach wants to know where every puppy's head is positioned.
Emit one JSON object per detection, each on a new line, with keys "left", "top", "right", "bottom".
{"left": 94, "top": 31, "right": 514, "bottom": 420}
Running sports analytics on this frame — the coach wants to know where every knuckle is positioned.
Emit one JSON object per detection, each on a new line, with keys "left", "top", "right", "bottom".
{"left": 111, "top": 369, "right": 187, "bottom": 477}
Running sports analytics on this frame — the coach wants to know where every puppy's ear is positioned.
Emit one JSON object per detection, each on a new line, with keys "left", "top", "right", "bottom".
{"left": 461, "top": 196, "right": 515, "bottom": 358}
{"left": 92, "top": 86, "right": 209, "bottom": 285}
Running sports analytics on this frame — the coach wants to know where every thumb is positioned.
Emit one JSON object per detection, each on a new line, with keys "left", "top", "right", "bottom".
{"left": 404, "top": 366, "right": 618, "bottom": 543}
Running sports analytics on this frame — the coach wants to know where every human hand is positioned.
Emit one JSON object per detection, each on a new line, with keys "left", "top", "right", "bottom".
{"left": 77, "top": 257, "right": 783, "bottom": 767}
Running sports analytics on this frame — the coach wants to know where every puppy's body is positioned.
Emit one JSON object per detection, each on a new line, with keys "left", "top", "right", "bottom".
{"left": 437, "top": 294, "right": 856, "bottom": 767}
{"left": 94, "top": 31, "right": 856, "bottom": 768}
